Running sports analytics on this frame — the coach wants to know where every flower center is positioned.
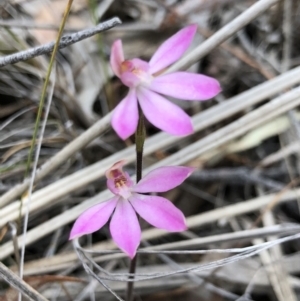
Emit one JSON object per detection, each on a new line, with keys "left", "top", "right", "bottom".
{"left": 119, "top": 59, "right": 153, "bottom": 88}
{"left": 106, "top": 161, "right": 133, "bottom": 199}
{"left": 114, "top": 175, "right": 127, "bottom": 189}
{"left": 114, "top": 175, "right": 132, "bottom": 199}
{"left": 121, "top": 61, "right": 134, "bottom": 73}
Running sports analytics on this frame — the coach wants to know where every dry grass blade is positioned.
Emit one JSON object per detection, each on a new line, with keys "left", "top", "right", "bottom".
{"left": 0, "top": 261, "right": 49, "bottom": 301}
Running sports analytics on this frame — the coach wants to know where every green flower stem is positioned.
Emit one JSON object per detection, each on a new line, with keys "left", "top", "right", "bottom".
{"left": 126, "top": 107, "right": 145, "bottom": 301}
{"left": 135, "top": 107, "right": 146, "bottom": 182}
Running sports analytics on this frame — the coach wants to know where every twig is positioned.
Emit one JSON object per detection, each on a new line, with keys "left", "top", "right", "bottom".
{"left": 259, "top": 141, "right": 300, "bottom": 167}
{"left": 282, "top": 0, "right": 293, "bottom": 72}
{"left": 0, "top": 261, "right": 49, "bottom": 301}
{"left": 0, "top": 17, "right": 121, "bottom": 67}
{"left": 191, "top": 168, "right": 284, "bottom": 190}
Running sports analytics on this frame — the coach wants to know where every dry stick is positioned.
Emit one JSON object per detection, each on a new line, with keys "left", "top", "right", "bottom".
{"left": 0, "top": 17, "right": 121, "bottom": 67}
{"left": 0, "top": 261, "right": 49, "bottom": 301}
{"left": 0, "top": 0, "right": 281, "bottom": 207}
{"left": 167, "top": 0, "right": 280, "bottom": 73}
{"left": 1, "top": 87, "right": 300, "bottom": 260}
{"left": 282, "top": 0, "right": 293, "bottom": 72}
{"left": 145, "top": 224, "right": 300, "bottom": 252}
{"left": 259, "top": 141, "right": 300, "bottom": 167}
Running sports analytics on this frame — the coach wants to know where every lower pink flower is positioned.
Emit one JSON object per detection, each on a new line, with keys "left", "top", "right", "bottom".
{"left": 70, "top": 161, "right": 195, "bottom": 258}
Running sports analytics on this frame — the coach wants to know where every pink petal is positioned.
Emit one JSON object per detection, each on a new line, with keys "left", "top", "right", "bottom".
{"left": 120, "top": 71, "right": 142, "bottom": 88}
{"left": 110, "top": 39, "right": 124, "bottom": 78}
{"left": 149, "top": 24, "right": 197, "bottom": 74}
{"left": 137, "top": 88, "right": 193, "bottom": 136}
{"left": 110, "top": 199, "right": 141, "bottom": 258}
{"left": 130, "top": 194, "right": 187, "bottom": 232}
{"left": 111, "top": 89, "right": 139, "bottom": 140}
{"left": 150, "top": 72, "right": 221, "bottom": 101}
{"left": 134, "top": 166, "right": 195, "bottom": 193}
{"left": 69, "top": 197, "right": 118, "bottom": 239}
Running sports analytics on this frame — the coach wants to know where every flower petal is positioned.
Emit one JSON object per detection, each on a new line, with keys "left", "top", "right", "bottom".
{"left": 137, "top": 88, "right": 193, "bottom": 136}
{"left": 149, "top": 24, "right": 197, "bottom": 74}
{"left": 150, "top": 72, "right": 221, "bottom": 101}
{"left": 69, "top": 197, "right": 119, "bottom": 239}
{"left": 130, "top": 194, "right": 187, "bottom": 231}
{"left": 134, "top": 166, "right": 195, "bottom": 193}
{"left": 120, "top": 71, "right": 141, "bottom": 88}
{"left": 110, "top": 199, "right": 141, "bottom": 258}
{"left": 112, "top": 89, "right": 139, "bottom": 140}
{"left": 110, "top": 39, "right": 124, "bottom": 78}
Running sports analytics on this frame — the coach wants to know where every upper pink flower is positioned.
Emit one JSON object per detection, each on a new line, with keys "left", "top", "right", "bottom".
{"left": 110, "top": 24, "right": 221, "bottom": 140}
{"left": 70, "top": 161, "right": 194, "bottom": 258}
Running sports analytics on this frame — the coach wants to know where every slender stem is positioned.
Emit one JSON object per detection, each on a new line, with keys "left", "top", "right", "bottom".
{"left": 135, "top": 108, "right": 145, "bottom": 182}
{"left": 126, "top": 255, "right": 138, "bottom": 301}
{"left": 126, "top": 107, "right": 145, "bottom": 301}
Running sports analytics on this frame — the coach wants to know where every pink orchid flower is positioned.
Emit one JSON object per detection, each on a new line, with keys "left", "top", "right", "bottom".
{"left": 70, "top": 161, "right": 194, "bottom": 258}
{"left": 110, "top": 24, "right": 221, "bottom": 139}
